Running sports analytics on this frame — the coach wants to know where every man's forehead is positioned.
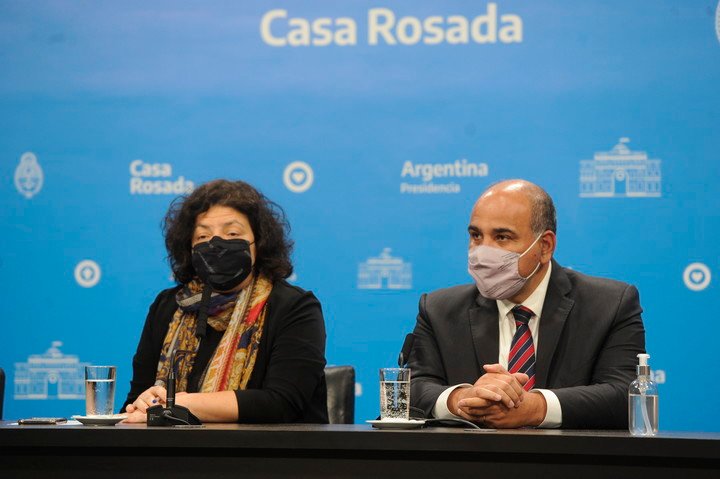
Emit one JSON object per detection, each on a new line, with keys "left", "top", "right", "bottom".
{"left": 470, "top": 189, "right": 532, "bottom": 228}
{"left": 473, "top": 189, "right": 531, "bottom": 211}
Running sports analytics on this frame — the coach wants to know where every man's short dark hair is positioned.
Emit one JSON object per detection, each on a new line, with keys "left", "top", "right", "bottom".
{"left": 529, "top": 187, "right": 557, "bottom": 235}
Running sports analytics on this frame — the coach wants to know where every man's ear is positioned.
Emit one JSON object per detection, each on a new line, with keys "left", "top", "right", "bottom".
{"left": 540, "top": 231, "right": 556, "bottom": 262}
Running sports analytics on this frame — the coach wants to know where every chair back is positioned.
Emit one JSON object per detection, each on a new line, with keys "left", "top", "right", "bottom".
{"left": 325, "top": 366, "right": 355, "bottom": 424}
{"left": 0, "top": 367, "right": 5, "bottom": 420}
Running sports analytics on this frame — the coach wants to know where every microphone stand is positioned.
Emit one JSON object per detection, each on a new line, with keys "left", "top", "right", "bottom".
{"left": 147, "top": 351, "right": 202, "bottom": 426}
{"left": 397, "top": 333, "right": 427, "bottom": 420}
{"left": 398, "top": 333, "right": 415, "bottom": 368}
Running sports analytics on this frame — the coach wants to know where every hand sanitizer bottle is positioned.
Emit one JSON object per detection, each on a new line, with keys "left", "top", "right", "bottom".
{"left": 628, "top": 353, "right": 659, "bottom": 436}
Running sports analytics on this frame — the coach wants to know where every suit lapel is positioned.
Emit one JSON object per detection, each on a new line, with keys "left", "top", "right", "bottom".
{"left": 535, "top": 261, "right": 574, "bottom": 388}
{"left": 468, "top": 295, "right": 499, "bottom": 372}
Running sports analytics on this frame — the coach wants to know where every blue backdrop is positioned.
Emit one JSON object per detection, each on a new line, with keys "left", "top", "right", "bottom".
{"left": 2, "top": 0, "right": 719, "bottom": 431}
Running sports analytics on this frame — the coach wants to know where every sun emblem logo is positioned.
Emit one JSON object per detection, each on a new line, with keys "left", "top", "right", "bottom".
{"left": 14, "top": 152, "right": 44, "bottom": 199}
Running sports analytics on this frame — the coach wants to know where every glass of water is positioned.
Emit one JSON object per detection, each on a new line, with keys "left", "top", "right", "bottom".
{"left": 379, "top": 368, "right": 411, "bottom": 420}
{"left": 85, "top": 365, "right": 116, "bottom": 416}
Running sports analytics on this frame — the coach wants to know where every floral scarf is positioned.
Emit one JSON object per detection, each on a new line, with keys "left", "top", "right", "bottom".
{"left": 155, "top": 275, "right": 272, "bottom": 393}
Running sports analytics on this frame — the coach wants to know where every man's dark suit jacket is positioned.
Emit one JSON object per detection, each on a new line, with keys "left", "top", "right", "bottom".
{"left": 408, "top": 260, "right": 646, "bottom": 429}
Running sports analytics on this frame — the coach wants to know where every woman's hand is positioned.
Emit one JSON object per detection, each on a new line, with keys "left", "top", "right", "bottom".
{"left": 122, "top": 409, "right": 148, "bottom": 423}
{"left": 125, "top": 385, "right": 168, "bottom": 414}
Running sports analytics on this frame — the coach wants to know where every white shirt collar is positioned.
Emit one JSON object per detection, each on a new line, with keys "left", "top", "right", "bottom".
{"left": 497, "top": 261, "right": 553, "bottom": 320}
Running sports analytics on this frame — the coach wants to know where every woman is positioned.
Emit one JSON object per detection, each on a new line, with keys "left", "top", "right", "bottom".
{"left": 122, "top": 179, "right": 328, "bottom": 423}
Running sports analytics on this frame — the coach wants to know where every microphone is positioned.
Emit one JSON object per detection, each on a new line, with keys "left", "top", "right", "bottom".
{"left": 398, "top": 333, "right": 415, "bottom": 368}
{"left": 398, "top": 333, "right": 427, "bottom": 420}
{"left": 147, "top": 350, "right": 202, "bottom": 427}
{"left": 166, "top": 350, "right": 177, "bottom": 409}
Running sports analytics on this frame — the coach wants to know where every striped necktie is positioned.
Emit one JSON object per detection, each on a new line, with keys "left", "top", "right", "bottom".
{"left": 508, "top": 305, "right": 536, "bottom": 391}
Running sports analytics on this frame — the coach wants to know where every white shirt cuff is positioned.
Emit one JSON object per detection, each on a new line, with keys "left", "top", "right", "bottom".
{"left": 432, "top": 384, "right": 473, "bottom": 419}
{"left": 533, "top": 389, "right": 562, "bottom": 428}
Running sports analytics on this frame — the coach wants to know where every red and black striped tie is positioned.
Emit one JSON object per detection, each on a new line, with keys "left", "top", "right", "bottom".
{"left": 508, "top": 305, "right": 536, "bottom": 391}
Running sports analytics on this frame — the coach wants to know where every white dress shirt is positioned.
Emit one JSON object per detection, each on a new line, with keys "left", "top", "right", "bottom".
{"left": 432, "top": 262, "right": 562, "bottom": 428}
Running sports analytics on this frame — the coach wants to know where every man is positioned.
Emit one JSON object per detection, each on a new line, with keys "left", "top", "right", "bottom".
{"left": 408, "top": 179, "right": 645, "bottom": 429}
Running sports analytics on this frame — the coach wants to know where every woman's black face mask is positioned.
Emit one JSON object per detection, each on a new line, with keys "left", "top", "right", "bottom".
{"left": 191, "top": 236, "right": 253, "bottom": 291}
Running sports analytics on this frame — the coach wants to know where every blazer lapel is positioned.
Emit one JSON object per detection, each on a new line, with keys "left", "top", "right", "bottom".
{"left": 536, "top": 261, "right": 574, "bottom": 388}
{"left": 468, "top": 295, "right": 500, "bottom": 373}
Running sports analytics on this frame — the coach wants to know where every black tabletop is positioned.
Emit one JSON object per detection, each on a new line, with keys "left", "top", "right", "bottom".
{"left": 1, "top": 422, "right": 719, "bottom": 479}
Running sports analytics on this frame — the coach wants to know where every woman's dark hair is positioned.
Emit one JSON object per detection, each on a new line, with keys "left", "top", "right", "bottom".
{"left": 163, "top": 179, "right": 293, "bottom": 284}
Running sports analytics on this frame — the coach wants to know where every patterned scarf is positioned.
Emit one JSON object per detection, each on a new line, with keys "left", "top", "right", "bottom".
{"left": 155, "top": 275, "right": 273, "bottom": 393}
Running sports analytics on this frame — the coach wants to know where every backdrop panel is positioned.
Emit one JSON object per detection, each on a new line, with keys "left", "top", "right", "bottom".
{"left": 1, "top": 0, "right": 719, "bottom": 431}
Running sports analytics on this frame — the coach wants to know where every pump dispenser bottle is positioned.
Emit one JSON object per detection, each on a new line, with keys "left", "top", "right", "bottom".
{"left": 628, "top": 353, "right": 659, "bottom": 436}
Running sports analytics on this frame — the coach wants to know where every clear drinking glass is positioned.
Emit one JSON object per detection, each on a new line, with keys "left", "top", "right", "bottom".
{"left": 85, "top": 365, "right": 116, "bottom": 416}
{"left": 379, "top": 368, "right": 411, "bottom": 420}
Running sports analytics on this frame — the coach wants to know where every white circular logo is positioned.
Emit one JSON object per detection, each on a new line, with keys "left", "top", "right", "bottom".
{"left": 74, "top": 260, "right": 102, "bottom": 288}
{"left": 283, "top": 161, "right": 314, "bottom": 193}
{"left": 683, "top": 262, "right": 711, "bottom": 291}
{"left": 14, "top": 152, "right": 44, "bottom": 199}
